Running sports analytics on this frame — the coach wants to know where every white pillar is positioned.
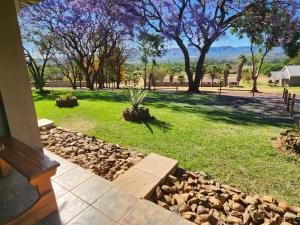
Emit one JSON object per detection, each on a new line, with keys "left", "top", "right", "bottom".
{"left": 0, "top": 0, "right": 42, "bottom": 150}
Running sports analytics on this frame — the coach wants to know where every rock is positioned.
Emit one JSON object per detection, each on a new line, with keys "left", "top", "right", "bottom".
{"left": 230, "top": 210, "right": 243, "bottom": 218}
{"left": 223, "top": 202, "right": 231, "bottom": 213}
{"left": 191, "top": 203, "right": 197, "bottom": 212}
{"left": 161, "top": 185, "right": 176, "bottom": 194}
{"left": 232, "top": 203, "right": 245, "bottom": 212}
{"left": 270, "top": 214, "right": 283, "bottom": 225}
{"left": 243, "top": 196, "right": 260, "bottom": 206}
{"left": 269, "top": 204, "right": 285, "bottom": 215}
{"left": 175, "top": 194, "right": 190, "bottom": 213}
{"left": 200, "top": 222, "right": 210, "bottom": 225}
{"left": 155, "top": 186, "right": 163, "bottom": 200}
{"left": 168, "top": 175, "right": 178, "bottom": 184}
{"left": 197, "top": 205, "right": 209, "bottom": 214}
{"left": 278, "top": 202, "right": 289, "bottom": 211}
{"left": 188, "top": 197, "right": 201, "bottom": 205}
{"left": 227, "top": 216, "right": 243, "bottom": 224}
{"left": 243, "top": 212, "right": 251, "bottom": 225}
{"left": 182, "top": 193, "right": 193, "bottom": 202}
{"left": 263, "top": 195, "right": 275, "bottom": 203}
{"left": 289, "top": 206, "right": 300, "bottom": 214}
{"left": 245, "top": 204, "right": 257, "bottom": 212}
{"left": 209, "top": 197, "right": 223, "bottom": 209}
{"left": 194, "top": 214, "right": 218, "bottom": 225}
{"left": 251, "top": 211, "right": 265, "bottom": 224}
{"left": 232, "top": 194, "right": 243, "bottom": 203}
{"left": 157, "top": 200, "right": 169, "bottom": 210}
{"left": 283, "top": 212, "right": 297, "bottom": 223}
{"left": 182, "top": 212, "right": 196, "bottom": 220}
{"left": 164, "top": 195, "right": 172, "bottom": 205}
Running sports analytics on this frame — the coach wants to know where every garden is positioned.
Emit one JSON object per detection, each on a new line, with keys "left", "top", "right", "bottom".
{"left": 17, "top": 0, "right": 300, "bottom": 223}
{"left": 33, "top": 89, "right": 300, "bottom": 207}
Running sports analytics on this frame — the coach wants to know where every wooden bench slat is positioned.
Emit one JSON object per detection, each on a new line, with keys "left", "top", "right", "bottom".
{"left": 0, "top": 149, "right": 44, "bottom": 179}
{"left": 0, "top": 136, "right": 59, "bottom": 181}
{"left": 0, "top": 137, "right": 57, "bottom": 170}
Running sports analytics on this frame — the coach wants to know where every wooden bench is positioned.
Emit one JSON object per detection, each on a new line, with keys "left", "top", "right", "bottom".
{"left": 0, "top": 136, "right": 60, "bottom": 225}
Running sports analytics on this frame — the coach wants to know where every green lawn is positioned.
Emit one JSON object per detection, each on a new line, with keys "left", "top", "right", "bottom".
{"left": 33, "top": 89, "right": 300, "bottom": 206}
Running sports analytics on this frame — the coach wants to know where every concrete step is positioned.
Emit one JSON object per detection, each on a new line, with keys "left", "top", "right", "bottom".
{"left": 38, "top": 119, "right": 55, "bottom": 129}
{"left": 113, "top": 153, "right": 178, "bottom": 199}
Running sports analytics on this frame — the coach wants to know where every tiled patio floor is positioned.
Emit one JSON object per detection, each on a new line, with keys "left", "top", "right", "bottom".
{"left": 0, "top": 150, "right": 194, "bottom": 225}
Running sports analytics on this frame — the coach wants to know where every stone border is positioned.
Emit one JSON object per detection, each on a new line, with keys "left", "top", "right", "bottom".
{"left": 40, "top": 127, "right": 144, "bottom": 181}
{"left": 152, "top": 169, "right": 300, "bottom": 225}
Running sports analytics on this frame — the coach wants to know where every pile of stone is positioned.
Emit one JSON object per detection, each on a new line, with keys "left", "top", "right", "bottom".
{"left": 40, "top": 127, "right": 144, "bottom": 181}
{"left": 154, "top": 170, "right": 300, "bottom": 225}
{"left": 275, "top": 129, "right": 300, "bottom": 155}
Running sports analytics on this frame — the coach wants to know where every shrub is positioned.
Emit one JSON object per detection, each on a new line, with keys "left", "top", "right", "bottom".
{"left": 56, "top": 92, "right": 78, "bottom": 108}
{"left": 123, "top": 88, "right": 152, "bottom": 121}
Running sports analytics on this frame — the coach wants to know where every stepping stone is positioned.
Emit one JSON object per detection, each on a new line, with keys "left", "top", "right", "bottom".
{"left": 134, "top": 153, "right": 178, "bottom": 180}
{"left": 38, "top": 119, "right": 55, "bottom": 129}
{"left": 113, "top": 153, "right": 178, "bottom": 199}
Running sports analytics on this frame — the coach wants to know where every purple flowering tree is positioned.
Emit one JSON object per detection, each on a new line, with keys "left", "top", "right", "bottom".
{"left": 20, "top": 0, "right": 132, "bottom": 90}
{"left": 112, "top": 0, "right": 263, "bottom": 92}
{"left": 117, "top": 0, "right": 300, "bottom": 92}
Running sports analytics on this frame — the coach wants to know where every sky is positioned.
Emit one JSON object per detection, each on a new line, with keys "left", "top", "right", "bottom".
{"left": 213, "top": 34, "right": 250, "bottom": 47}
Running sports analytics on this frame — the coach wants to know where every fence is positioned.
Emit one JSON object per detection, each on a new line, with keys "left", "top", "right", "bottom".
{"left": 283, "top": 88, "right": 296, "bottom": 117}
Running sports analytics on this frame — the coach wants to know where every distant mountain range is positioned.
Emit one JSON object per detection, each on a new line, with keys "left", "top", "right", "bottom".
{"left": 128, "top": 46, "right": 286, "bottom": 63}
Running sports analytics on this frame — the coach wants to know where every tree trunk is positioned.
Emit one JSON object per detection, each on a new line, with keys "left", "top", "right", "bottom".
{"left": 174, "top": 37, "right": 194, "bottom": 91}
{"left": 143, "top": 65, "right": 147, "bottom": 90}
{"left": 148, "top": 74, "right": 151, "bottom": 90}
{"left": 236, "top": 63, "right": 243, "bottom": 86}
{"left": 191, "top": 47, "right": 210, "bottom": 92}
{"left": 116, "top": 66, "right": 121, "bottom": 89}
{"left": 224, "top": 74, "right": 229, "bottom": 86}
{"left": 252, "top": 76, "right": 259, "bottom": 92}
{"left": 68, "top": 77, "right": 76, "bottom": 89}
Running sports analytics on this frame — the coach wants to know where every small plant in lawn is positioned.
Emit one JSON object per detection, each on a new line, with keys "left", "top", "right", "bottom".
{"left": 123, "top": 88, "right": 153, "bottom": 122}
{"left": 56, "top": 92, "right": 78, "bottom": 108}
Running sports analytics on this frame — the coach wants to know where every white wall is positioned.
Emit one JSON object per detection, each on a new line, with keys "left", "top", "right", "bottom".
{"left": 0, "top": 0, "right": 42, "bottom": 150}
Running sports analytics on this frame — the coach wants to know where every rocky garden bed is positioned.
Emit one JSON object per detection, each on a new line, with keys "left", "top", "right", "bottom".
{"left": 40, "top": 127, "right": 144, "bottom": 181}
{"left": 273, "top": 129, "right": 300, "bottom": 157}
{"left": 153, "top": 170, "right": 300, "bottom": 225}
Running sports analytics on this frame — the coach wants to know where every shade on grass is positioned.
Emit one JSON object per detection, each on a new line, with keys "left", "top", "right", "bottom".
{"left": 33, "top": 89, "right": 300, "bottom": 206}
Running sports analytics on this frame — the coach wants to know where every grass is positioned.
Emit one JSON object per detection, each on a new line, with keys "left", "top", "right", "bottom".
{"left": 33, "top": 88, "right": 300, "bottom": 206}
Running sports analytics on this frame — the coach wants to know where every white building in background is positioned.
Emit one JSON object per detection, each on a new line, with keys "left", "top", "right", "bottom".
{"left": 270, "top": 65, "right": 300, "bottom": 87}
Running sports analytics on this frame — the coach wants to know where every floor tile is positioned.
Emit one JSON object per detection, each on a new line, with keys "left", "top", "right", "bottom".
{"left": 44, "top": 192, "right": 89, "bottom": 225}
{"left": 93, "top": 186, "right": 138, "bottom": 222}
{"left": 134, "top": 153, "right": 178, "bottom": 179}
{"left": 113, "top": 168, "right": 160, "bottom": 199}
{"left": 52, "top": 161, "right": 77, "bottom": 179}
{"left": 68, "top": 206, "right": 117, "bottom": 225}
{"left": 166, "top": 213, "right": 195, "bottom": 225}
{"left": 119, "top": 200, "right": 172, "bottom": 225}
{"left": 52, "top": 181, "right": 68, "bottom": 199}
{"left": 54, "top": 167, "right": 94, "bottom": 190}
{"left": 72, "top": 176, "right": 113, "bottom": 204}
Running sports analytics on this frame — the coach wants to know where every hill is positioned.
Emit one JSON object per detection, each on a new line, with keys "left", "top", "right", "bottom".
{"left": 128, "top": 46, "right": 286, "bottom": 63}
